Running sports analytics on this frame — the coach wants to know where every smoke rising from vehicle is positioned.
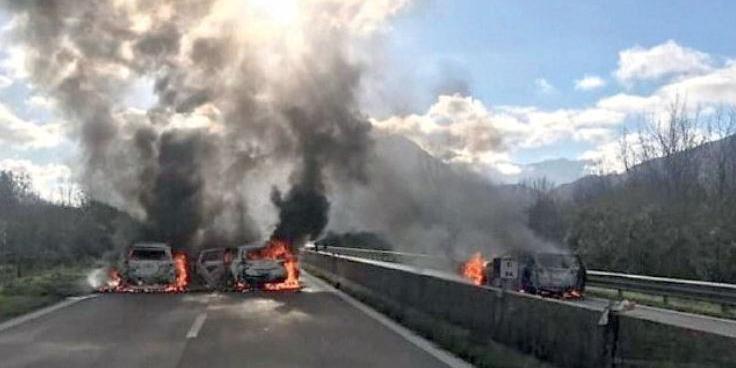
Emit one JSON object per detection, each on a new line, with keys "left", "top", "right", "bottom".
{"left": 327, "top": 134, "right": 557, "bottom": 259}
{"left": 0, "top": 0, "right": 395, "bottom": 248}
{"left": 2, "top": 0, "right": 554, "bottom": 258}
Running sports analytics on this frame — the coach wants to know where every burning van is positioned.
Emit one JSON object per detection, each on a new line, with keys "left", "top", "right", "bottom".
{"left": 122, "top": 242, "right": 177, "bottom": 288}
{"left": 230, "top": 243, "right": 290, "bottom": 289}
{"left": 486, "top": 251, "right": 585, "bottom": 297}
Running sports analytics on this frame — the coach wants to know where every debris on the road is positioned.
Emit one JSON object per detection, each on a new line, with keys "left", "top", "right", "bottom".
{"left": 599, "top": 299, "right": 637, "bottom": 325}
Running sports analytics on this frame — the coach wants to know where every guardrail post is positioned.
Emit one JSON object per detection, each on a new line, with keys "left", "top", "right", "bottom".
{"left": 617, "top": 288, "right": 623, "bottom": 299}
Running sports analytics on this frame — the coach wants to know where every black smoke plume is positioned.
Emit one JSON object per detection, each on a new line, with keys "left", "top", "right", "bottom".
{"left": 0, "top": 0, "right": 391, "bottom": 250}
{"left": 2, "top": 1, "right": 555, "bottom": 259}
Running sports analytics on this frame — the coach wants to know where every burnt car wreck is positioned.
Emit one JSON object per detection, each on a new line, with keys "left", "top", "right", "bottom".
{"left": 486, "top": 251, "right": 586, "bottom": 298}
{"left": 193, "top": 241, "right": 297, "bottom": 291}
{"left": 121, "top": 242, "right": 177, "bottom": 289}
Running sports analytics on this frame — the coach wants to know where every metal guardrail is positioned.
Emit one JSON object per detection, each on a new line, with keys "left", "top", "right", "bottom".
{"left": 586, "top": 271, "right": 736, "bottom": 308}
{"left": 313, "top": 246, "right": 458, "bottom": 270}
{"left": 315, "top": 245, "right": 736, "bottom": 310}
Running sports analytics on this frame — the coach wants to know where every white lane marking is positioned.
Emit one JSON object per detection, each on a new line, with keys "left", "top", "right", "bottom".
{"left": 0, "top": 294, "right": 99, "bottom": 333}
{"left": 186, "top": 312, "right": 208, "bottom": 339}
{"left": 302, "top": 272, "right": 474, "bottom": 368}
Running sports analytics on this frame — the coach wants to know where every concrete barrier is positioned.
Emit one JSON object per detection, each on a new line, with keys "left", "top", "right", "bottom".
{"left": 303, "top": 251, "right": 612, "bottom": 367}
{"left": 615, "top": 313, "right": 736, "bottom": 367}
{"left": 302, "top": 251, "right": 736, "bottom": 368}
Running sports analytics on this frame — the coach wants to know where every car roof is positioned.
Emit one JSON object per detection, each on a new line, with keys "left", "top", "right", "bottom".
{"left": 500, "top": 250, "right": 571, "bottom": 257}
{"left": 238, "top": 243, "right": 266, "bottom": 251}
{"left": 131, "top": 242, "right": 170, "bottom": 249}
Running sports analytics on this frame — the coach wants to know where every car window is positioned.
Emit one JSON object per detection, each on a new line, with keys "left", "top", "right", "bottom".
{"left": 130, "top": 249, "right": 168, "bottom": 260}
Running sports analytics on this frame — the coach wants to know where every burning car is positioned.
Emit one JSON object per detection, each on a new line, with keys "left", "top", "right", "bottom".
{"left": 122, "top": 242, "right": 177, "bottom": 288}
{"left": 231, "top": 243, "right": 289, "bottom": 289}
{"left": 485, "top": 251, "right": 585, "bottom": 297}
{"left": 99, "top": 242, "right": 189, "bottom": 292}
{"left": 230, "top": 240, "right": 301, "bottom": 291}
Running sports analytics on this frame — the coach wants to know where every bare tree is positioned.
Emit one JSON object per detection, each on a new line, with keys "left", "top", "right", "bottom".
{"left": 619, "top": 99, "right": 714, "bottom": 202}
{"left": 521, "top": 177, "right": 566, "bottom": 243}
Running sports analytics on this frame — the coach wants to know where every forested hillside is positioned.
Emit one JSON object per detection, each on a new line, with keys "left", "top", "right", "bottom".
{"left": 527, "top": 106, "right": 736, "bottom": 282}
{"left": 0, "top": 171, "right": 141, "bottom": 277}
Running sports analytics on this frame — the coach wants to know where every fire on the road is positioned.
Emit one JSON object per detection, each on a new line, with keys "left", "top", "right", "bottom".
{"left": 104, "top": 268, "right": 123, "bottom": 291}
{"left": 100, "top": 252, "right": 190, "bottom": 293}
{"left": 248, "top": 239, "right": 301, "bottom": 291}
{"left": 164, "top": 252, "right": 189, "bottom": 292}
{"left": 100, "top": 240, "right": 301, "bottom": 293}
{"left": 461, "top": 252, "right": 488, "bottom": 285}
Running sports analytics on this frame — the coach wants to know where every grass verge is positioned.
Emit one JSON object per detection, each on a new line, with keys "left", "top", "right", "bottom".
{"left": 0, "top": 264, "right": 91, "bottom": 322}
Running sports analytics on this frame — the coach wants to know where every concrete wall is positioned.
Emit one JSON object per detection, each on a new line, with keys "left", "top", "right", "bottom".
{"left": 616, "top": 315, "right": 736, "bottom": 367}
{"left": 303, "top": 251, "right": 736, "bottom": 368}
{"left": 304, "top": 251, "right": 612, "bottom": 368}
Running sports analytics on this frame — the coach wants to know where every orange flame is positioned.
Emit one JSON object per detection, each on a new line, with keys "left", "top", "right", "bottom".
{"left": 102, "top": 267, "right": 123, "bottom": 292}
{"left": 461, "top": 252, "right": 488, "bottom": 286}
{"left": 563, "top": 289, "right": 583, "bottom": 299}
{"left": 248, "top": 239, "right": 301, "bottom": 291}
{"left": 165, "top": 252, "right": 189, "bottom": 292}
{"left": 99, "top": 251, "right": 189, "bottom": 293}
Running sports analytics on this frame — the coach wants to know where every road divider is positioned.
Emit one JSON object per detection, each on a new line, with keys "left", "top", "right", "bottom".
{"left": 302, "top": 249, "right": 736, "bottom": 368}
{"left": 321, "top": 246, "right": 736, "bottom": 312}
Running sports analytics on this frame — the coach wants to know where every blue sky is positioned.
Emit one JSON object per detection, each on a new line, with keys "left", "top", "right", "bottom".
{"left": 2, "top": 1, "right": 736, "bottom": 197}
{"left": 373, "top": 0, "right": 736, "bottom": 172}
{"left": 388, "top": 0, "right": 736, "bottom": 110}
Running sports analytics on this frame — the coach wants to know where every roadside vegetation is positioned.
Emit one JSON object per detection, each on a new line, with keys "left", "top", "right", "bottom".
{"left": 526, "top": 102, "right": 736, "bottom": 284}
{"left": 0, "top": 171, "right": 140, "bottom": 320}
{"left": 0, "top": 264, "right": 93, "bottom": 321}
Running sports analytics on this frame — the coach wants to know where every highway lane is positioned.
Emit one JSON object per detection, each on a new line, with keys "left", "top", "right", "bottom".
{"left": 0, "top": 274, "right": 459, "bottom": 368}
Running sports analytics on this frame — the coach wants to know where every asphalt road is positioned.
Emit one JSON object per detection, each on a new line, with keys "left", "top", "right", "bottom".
{"left": 0, "top": 273, "right": 459, "bottom": 368}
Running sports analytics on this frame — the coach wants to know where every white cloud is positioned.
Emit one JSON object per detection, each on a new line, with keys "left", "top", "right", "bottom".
{"left": 0, "top": 103, "right": 65, "bottom": 149}
{"left": 496, "top": 106, "right": 623, "bottom": 148}
{"left": 0, "top": 159, "right": 72, "bottom": 201}
{"left": 574, "top": 75, "right": 606, "bottom": 91}
{"left": 579, "top": 132, "right": 645, "bottom": 174}
{"left": 658, "top": 62, "right": 736, "bottom": 106}
{"left": 494, "top": 161, "right": 522, "bottom": 176}
{"left": 596, "top": 93, "right": 661, "bottom": 113}
{"left": 26, "top": 95, "right": 55, "bottom": 110}
{"left": 615, "top": 40, "right": 712, "bottom": 84}
{"left": 372, "top": 94, "right": 627, "bottom": 174}
{"left": 0, "top": 45, "right": 29, "bottom": 80}
{"left": 372, "top": 94, "right": 505, "bottom": 167}
{"left": 375, "top": 42, "right": 736, "bottom": 178}
{"left": 0, "top": 74, "right": 12, "bottom": 89}
{"left": 573, "top": 127, "right": 615, "bottom": 143}
{"left": 534, "top": 78, "right": 556, "bottom": 94}
{"left": 600, "top": 61, "right": 736, "bottom": 118}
